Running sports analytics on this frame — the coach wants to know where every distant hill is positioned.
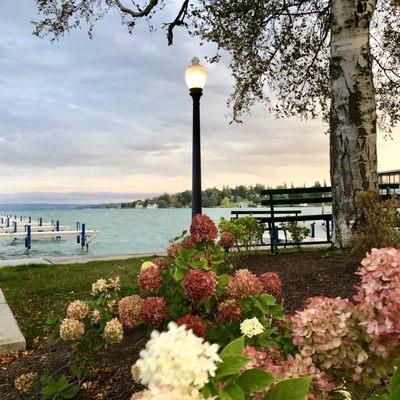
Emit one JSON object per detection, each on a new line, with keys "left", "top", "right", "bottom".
{"left": 0, "top": 204, "right": 80, "bottom": 211}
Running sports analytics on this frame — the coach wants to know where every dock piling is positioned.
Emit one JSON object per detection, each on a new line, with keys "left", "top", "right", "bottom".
{"left": 81, "top": 224, "right": 86, "bottom": 248}
{"left": 25, "top": 225, "right": 32, "bottom": 249}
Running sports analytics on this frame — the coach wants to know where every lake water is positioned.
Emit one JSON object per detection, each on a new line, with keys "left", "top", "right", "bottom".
{"left": 0, "top": 207, "right": 328, "bottom": 260}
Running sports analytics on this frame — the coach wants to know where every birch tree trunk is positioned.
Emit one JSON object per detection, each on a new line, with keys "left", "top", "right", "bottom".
{"left": 330, "top": 0, "right": 379, "bottom": 248}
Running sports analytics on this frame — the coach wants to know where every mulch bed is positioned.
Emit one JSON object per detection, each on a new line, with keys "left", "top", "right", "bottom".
{"left": 0, "top": 250, "right": 361, "bottom": 400}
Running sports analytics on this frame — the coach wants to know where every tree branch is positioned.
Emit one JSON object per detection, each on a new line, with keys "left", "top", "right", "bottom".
{"left": 372, "top": 54, "right": 400, "bottom": 80}
{"left": 163, "top": 0, "right": 190, "bottom": 45}
{"left": 114, "top": 0, "right": 159, "bottom": 17}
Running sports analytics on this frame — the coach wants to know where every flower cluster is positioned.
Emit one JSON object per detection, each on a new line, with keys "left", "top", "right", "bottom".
{"left": 137, "top": 265, "right": 163, "bottom": 295}
{"left": 103, "top": 318, "right": 124, "bottom": 344}
{"left": 66, "top": 300, "right": 90, "bottom": 320}
{"left": 167, "top": 242, "right": 181, "bottom": 258}
{"left": 240, "top": 317, "right": 264, "bottom": 338}
{"left": 176, "top": 315, "right": 206, "bottom": 338}
{"left": 184, "top": 269, "right": 217, "bottom": 302}
{"left": 218, "top": 231, "right": 236, "bottom": 249}
{"left": 217, "top": 299, "right": 242, "bottom": 323}
{"left": 190, "top": 214, "right": 218, "bottom": 242}
{"left": 279, "top": 354, "right": 336, "bottom": 400}
{"left": 354, "top": 248, "right": 400, "bottom": 357}
{"left": 259, "top": 272, "right": 282, "bottom": 297}
{"left": 131, "top": 386, "right": 207, "bottom": 400}
{"left": 91, "top": 276, "right": 120, "bottom": 296}
{"left": 119, "top": 295, "right": 143, "bottom": 329}
{"left": 151, "top": 258, "right": 168, "bottom": 269}
{"left": 91, "top": 309, "right": 101, "bottom": 325}
{"left": 60, "top": 318, "right": 85, "bottom": 341}
{"left": 291, "top": 296, "right": 365, "bottom": 373}
{"left": 136, "top": 322, "right": 220, "bottom": 390}
{"left": 140, "top": 297, "right": 169, "bottom": 327}
{"left": 14, "top": 372, "right": 37, "bottom": 393}
{"left": 244, "top": 346, "right": 282, "bottom": 375}
{"left": 226, "top": 269, "right": 264, "bottom": 299}
{"left": 182, "top": 237, "right": 196, "bottom": 250}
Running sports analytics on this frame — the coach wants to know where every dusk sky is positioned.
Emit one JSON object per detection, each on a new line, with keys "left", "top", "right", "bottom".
{"left": 1, "top": 1, "right": 399, "bottom": 204}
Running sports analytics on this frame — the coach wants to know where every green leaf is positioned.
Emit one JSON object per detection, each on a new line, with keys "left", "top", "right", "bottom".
{"left": 201, "top": 382, "right": 218, "bottom": 397}
{"left": 220, "top": 336, "right": 245, "bottom": 358}
{"left": 330, "top": 390, "right": 353, "bottom": 400}
{"left": 218, "top": 389, "right": 234, "bottom": 400}
{"left": 215, "top": 355, "right": 250, "bottom": 379}
{"left": 264, "top": 377, "right": 312, "bottom": 400}
{"left": 237, "top": 368, "right": 275, "bottom": 393}
{"left": 217, "top": 274, "right": 229, "bottom": 293}
{"left": 62, "top": 385, "right": 79, "bottom": 399}
{"left": 390, "top": 368, "right": 400, "bottom": 400}
{"left": 224, "top": 383, "right": 245, "bottom": 400}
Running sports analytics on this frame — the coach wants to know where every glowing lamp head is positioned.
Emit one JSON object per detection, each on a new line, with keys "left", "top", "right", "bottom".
{"left": 185, "top": 57, "right": 207, "bottom": 90}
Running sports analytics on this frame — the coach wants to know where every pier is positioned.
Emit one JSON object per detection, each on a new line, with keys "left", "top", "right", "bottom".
{"left": 0, "top": 214, "right": 100, "bottom": 250}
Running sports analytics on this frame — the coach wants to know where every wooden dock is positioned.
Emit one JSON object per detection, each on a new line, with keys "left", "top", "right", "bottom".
{"left": 0, "top": 214, "right": 100, "bottom": 250}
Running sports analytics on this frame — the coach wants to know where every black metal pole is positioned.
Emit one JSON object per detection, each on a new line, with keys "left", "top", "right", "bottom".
{"left": 190, "top": 87, "right": 203, "bottom": 219}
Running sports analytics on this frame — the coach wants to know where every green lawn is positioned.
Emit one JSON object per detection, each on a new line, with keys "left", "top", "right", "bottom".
{"left": 0, "top": 256, "right": 154, "bottom": 346}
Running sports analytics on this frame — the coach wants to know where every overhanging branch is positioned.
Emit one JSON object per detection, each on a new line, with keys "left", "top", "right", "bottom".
{"left": 114, "top": 0, "right": 159, "bottom": 17}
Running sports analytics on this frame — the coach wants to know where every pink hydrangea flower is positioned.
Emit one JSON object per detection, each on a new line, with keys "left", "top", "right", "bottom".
{"left": 181, "top": 237, "right": 196, "bottom": 250}
{"left": 118, "top": 295, "right": 143, "bottom": 329}
{"left": 66, "top": 300, "right": 89, "bottom": 320}
{"left": 176, "top": 314, "right": 206, "bottom": 338}
{"left": 217, "top": 299, "right": 242, "bottom": 323}
{"left": 151, "top": 258, "right": 168, "bottom": 269}
{"left": 291, "top": 296, "right": 365, "bottom": 373}
{"left": 190, "top": 214, "right": 218, "bottom": 242}
{"left": 184, "top": 269, "right": 217, "bottom": 302}
{"left": 137, "top": 265, "right": 163, "bottom": 295}
{"left": 218, "top": 232, "right": 236, "bottom": 249}
{"left": 167, "top": 243, "right": 181, "bottom": 258}
{"left": 259, "top": 272, "right": 282, "bottom": 297}
{"left": 226, "top": 269, "right": 264, "bottom": 299}
{"left": 354, "top": 248, "right": 400, "bottom": 358}
{"left": 140, "top": 297, "right": 169, "bottom": 327}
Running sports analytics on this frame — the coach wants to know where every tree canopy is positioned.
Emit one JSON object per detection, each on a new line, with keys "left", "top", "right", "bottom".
{"left": 33, "top": 0, "right": 400, "bottom": 130}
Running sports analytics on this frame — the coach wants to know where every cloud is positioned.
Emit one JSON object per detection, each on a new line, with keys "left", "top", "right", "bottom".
{"left": 0, "top": 1, "right": 398, "bottom": 203}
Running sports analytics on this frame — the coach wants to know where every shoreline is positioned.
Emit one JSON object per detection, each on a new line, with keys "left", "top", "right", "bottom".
{"left": 0, "top": 251, "right": 167, "bottom": 268}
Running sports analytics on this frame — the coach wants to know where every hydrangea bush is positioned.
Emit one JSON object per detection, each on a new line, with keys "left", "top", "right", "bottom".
{"left": 53, "top": 213, "right": 400, "bottom": 400}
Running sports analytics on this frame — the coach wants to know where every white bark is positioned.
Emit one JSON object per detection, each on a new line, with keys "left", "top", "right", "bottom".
{"left": 330, "top": 0, "right": 379, "bottom": 247}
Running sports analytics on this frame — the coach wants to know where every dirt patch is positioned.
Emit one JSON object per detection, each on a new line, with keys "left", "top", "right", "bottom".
{"left": 0, "top": 250, "right": 361, "bottom": 399}
{"left": 233, "top": 249, "right": 360, "bottom": 313}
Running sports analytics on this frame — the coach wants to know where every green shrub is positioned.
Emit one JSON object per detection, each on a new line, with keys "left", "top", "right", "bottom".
{"left": 219, "top": 215, "right": 264, "bottom": 253}
{"left": 280, "top": 221, "right": 310, "bottom": 250}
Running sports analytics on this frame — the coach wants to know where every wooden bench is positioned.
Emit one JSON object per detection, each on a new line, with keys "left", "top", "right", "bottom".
{"left": 231, "top": 210, "right": 302, "bottom": 219}
{"left": 259, "top": 184, "right": 399, "bottom": 254}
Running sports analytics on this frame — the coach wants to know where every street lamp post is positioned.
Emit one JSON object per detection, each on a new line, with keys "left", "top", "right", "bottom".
{"left": 185, "top": 57, "right": 207, "bottom": 219}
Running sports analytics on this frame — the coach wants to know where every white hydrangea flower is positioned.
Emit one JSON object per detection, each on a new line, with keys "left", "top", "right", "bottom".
{"left": 240, "top": 317, "right": 264, "bottom": 338}
{"left": 136, "top": 322, "right": 221, "bottom": 390}
{"left": 141, "top": 261, "right": 157, "bottom": 271}
{"left": 131, "top": 385, "right": 209, "bottom": 399}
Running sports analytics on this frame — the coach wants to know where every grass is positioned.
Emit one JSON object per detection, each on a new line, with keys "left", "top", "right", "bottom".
{"left": 0, "top": 256, "right": 155, "bottom": 346}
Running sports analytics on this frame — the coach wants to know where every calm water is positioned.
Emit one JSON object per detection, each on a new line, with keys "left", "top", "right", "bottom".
{"left": 0, "top": 207, "right": 328, "bottom": 260}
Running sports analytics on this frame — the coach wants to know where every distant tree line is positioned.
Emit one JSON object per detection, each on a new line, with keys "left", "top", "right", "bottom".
{"left": 114, "top": 181, "right": 328, "bottom": 209}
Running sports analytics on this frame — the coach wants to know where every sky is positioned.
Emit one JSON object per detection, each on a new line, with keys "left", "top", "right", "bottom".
{"left": 0, "top": 1, "right": 399, "bottom": 204}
